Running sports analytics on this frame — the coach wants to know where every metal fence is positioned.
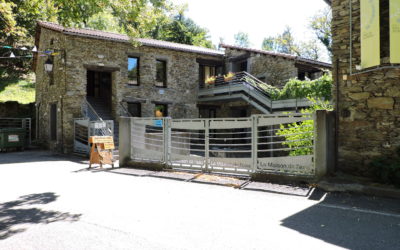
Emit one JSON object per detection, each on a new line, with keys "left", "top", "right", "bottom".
{"left": 73, "top": 119, "right": 114, "bottom": 155}
{"left": 128, "top": 113, "right": 324, "bottom": 177}
{"left": 0, "top": 118, "right": 32, "bottom": 146}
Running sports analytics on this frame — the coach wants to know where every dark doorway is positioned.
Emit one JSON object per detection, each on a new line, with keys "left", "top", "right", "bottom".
{"left": 199, "top": 107, "right": 217, "bottom": 118}
{"left": 231, "top": 108, "right": 248, "bottom": 118}
{"left": 239, "top": 60, "right": 248, "bottom": 72}
{"left": 50, "top": 103, "right": 57, "bottom": 141}
{"left": 86, "top": 70, "right": 112, "bottom": 107}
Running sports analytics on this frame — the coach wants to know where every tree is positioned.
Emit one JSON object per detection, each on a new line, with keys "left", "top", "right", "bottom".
{"left": 261, "top": 27, "right": 299, "bottom": 55}
{"left": 310, "top": 7, "right": 332, "bottom": 55}
{"left": 298, "top": 39, "right": 321, "bottom": 60}
{"left": 261, "top": 36, "right": 276, "bottom": 51}
{"left": 234, "top": 32, "right": 251, "bottom": 48}
{"left": 1, "top": 0, "right": 215, "bottom": 76}
{"left": 261, "top": 27, "right": 323, "bottom": 60}
{"left": 156, "top": 8, "right": 213, "bottom": 48}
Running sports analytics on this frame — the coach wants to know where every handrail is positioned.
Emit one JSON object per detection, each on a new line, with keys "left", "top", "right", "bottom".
{"left": 82, "top": 97, "right": 103, "bottom": 121}
{"left": 207, "top": 71, "right": 274, "bottom": 99}
{"left": 81, "top": 98, "right": 113, "bottom": 136}
{"left": 198, "top": 72, "right": 313, "bottom": 114}
{"left": 118, "top": 101, "right": 133, "bottom": 117}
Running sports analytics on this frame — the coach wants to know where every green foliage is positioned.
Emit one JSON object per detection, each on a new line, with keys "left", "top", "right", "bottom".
{"left": 276, "top": 118, "right": 314, "bottom": 156}
{"left": 234, "top": 32, "right": 251, "bottom": 48}
{"left": 1, "top": 0, "right": 214, "bottom": 77}
{"left": 276, "top": 99, "right": 332, "bottom": 156}
{"left": 157, "top": 10, "right": 213, "bottom": 48}
{"left": 277, "top": 74, "right": 333, "bottom": 101}
{"left": 250, "top": 79, "right": 280, "bottom": 99}
{"left": 261, "top": 27, "right": 299, "bottom": 56}
{"left": 310, "top": 7, "right": 332, "bottom": 55}
{"left": 0, "top": 75, "right": 35, "bottom": 104}
{"left": 369, "top": 148, "right": 400, "bottom": 187}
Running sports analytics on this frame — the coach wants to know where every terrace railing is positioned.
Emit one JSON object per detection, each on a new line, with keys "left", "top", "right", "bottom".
{"left": 198, "top": 71, "right": 312, "bottom": 114}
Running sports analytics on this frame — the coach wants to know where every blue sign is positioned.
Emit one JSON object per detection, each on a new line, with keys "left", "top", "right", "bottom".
{"left": 154, "top": 120, "right": 163, "bottom": 127}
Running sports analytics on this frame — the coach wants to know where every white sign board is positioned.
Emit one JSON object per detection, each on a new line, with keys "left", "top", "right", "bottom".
{"left": 8, "top": 135, "right": 19, "bottom": 142}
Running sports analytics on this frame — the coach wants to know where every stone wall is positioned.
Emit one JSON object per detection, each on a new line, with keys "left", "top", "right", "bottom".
{"left": 0, "top": 102, "right": 35, "bottom": 118}
{"left": 35, "top": 28, "right": 67, "bottom": 151}
{"left": 36, "top": 27, "right": 223, "bottom": 153}
{"left": 332, "top": 0, "right": 400, "bottom": 175}
{"left": 224, "top": 48, "right": 298, "bottom": 88}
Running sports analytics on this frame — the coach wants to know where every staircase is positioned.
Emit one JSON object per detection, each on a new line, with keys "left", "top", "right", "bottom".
{"left": 86, "top": 97, "right": 119, "bottom": 147}
{"left": 198, "top": 72, "right": 312, "bottom": 114}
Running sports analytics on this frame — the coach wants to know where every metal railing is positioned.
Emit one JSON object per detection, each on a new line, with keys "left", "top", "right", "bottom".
{"left": 81, "top": 98, "right": 113, "bottom": 136}
{"left": 118, "top": 101, "right": 133, "bottom": 117}
{"left": 73, "top": 118, "right": 114, "bottom": 155}
{"left": 198, "top": 72, "right": 312, "bottom": 114}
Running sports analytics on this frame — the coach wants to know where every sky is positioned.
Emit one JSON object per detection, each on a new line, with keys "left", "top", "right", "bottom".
{"left": 171, "top": 0, "right": 330, "bottom": 60}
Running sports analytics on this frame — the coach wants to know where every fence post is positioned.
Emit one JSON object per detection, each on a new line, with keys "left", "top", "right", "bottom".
{"left": 314, "top": 110, "right": 328, "bottom": 179}
{"left": 204, "top": 119, "right": 210, "bottom": 172}
{"left": 119, "top": 117, "right": 132, "bottom": 167}
{"left": 163, "top": 117, "right": 171, "bottom": 165}
{"left": 251, "top": 115, "right": 258, "bottom": 173}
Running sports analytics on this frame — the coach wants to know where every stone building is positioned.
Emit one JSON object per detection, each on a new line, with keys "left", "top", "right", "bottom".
{"left": 34, "top": 21, "right": 330, "bottom": 153}
{"left": 221, "top": 44, "right": 331, "bottom": 87}
{"left": 330, "top": 0, "right": 400, "bottom": 174}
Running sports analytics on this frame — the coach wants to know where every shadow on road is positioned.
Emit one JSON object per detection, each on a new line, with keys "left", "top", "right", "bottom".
{"left": 281, "top": 192, "right": 400, "bottom": 249}
{"left": 0, "top": 192, "right": 81, "bottom": 240}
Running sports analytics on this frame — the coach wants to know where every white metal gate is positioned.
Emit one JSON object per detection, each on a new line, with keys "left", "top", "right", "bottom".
{"left": 73, "top": 119, "right": 114, "bottom": 155}
{"left": 129, "top": 113, "right": 317, "bottom": 176}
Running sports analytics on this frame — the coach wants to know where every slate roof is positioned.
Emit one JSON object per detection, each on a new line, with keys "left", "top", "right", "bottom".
{"left": 220, "top": 44, "right": 332, "bottom": 69}
{"left": 37, "top": 21, "right": 224, "bottom": 56}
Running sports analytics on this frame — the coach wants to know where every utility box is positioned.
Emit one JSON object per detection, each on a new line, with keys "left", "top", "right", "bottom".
{"left": 0, "top": 128, "right": 26, "bottom": 151}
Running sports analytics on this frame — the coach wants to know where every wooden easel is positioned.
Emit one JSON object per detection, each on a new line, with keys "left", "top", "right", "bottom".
{"left": 89, "top": 136, "right": 115, "bottom": 168}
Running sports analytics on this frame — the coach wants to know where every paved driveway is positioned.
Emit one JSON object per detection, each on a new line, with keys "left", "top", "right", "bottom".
{"left": 0, "top": 150, "right": 399, "bottom": 250}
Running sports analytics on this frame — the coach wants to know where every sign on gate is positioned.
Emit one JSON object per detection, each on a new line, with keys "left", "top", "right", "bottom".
{"left": 154, "top": 120, "right": 163, "bottom": 127}
{"left": 257, "top": 155, "right": 314, "bottom": 175}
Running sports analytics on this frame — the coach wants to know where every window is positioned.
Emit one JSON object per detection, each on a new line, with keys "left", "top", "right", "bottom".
{"left": 127, "top": 102, "right": 141, "bottom": 117}
{"left": 239, "top": 60, "right": 248, "bottom": 72}
{"left": 154, "top": 104, "right": 168, "bottom": 117}
{"left": 128, "top": 57, "right": 139, "bottom": 85}
{"left": 50, "top": 103, "right": 57, "bottom": 141}
{"left": 200, "top": 65, "right": 223, "bottom": 85}
{"left": 298, "top": 72, "right": 306, "bottom": 80}
{"left": 155, "top": 60, "right": 167, "bottom": 87}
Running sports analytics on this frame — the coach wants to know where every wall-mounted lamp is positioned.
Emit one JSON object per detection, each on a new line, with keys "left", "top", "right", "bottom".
{"left": 44, "top": 57, "right": 53, "bottom": 73}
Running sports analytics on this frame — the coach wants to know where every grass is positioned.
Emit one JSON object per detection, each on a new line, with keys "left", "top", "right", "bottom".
{"left": 0, "top": 75, "right": 35, "bottom": 104}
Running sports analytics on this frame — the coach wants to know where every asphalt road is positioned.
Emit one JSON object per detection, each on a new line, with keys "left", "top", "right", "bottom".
{"left": 0, "top": 150, "right": 399, "bottom": 250}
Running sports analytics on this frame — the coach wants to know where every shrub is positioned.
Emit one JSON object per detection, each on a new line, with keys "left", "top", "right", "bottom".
{"left": 369, "top": 148, "right": 400, "bottom": 187}
{"left": 276, "top": 98, "right": 333, "bottom": 156}
{"left": 277, "top": 74, "right": 332, "bottom": 101}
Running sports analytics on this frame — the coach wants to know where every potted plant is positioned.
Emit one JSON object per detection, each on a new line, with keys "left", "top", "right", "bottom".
{"left": 155, "top": 106, "right": 164, "bottom": 117}
{"left": 224, "top": 72, "right": 235, "bottom": 82}
{"left": 205, "top": 76, "right": 216, "bottom": 88}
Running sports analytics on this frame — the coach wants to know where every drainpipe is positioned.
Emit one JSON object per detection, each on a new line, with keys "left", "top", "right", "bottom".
{"left": 349, "top": 0, "right": 353, "bottom": 75}
{"left": 335, "top": 58, "right": 340, "bottom": 172}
